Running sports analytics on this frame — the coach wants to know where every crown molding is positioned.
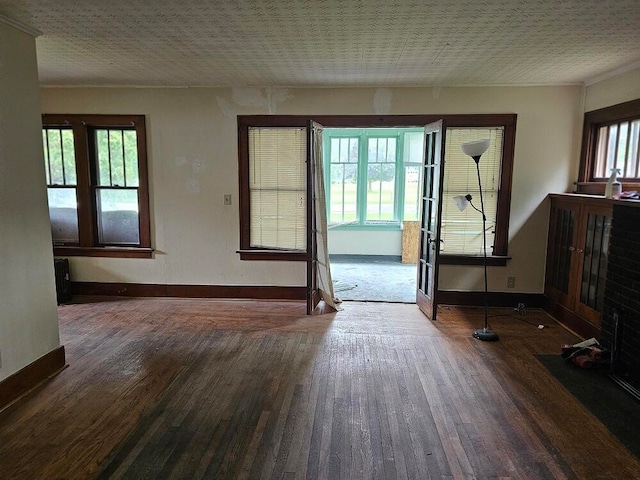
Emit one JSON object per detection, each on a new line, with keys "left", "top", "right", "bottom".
{"left": 0, "top": 14, "right": 41, "bottom": 37}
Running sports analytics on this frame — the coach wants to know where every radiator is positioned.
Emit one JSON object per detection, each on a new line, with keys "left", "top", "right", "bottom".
{"left": 53, "top": 258, "right": 71, "bottom": 304}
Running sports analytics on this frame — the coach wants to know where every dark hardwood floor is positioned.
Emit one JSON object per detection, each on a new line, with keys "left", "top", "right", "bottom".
{"left": 0, "top": 298, "right": 639, "bottom": 479}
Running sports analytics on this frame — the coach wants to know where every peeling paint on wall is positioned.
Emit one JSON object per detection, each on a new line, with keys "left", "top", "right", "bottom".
{"left": 174, "top": 155, "right": 208, "bottom": 195}
{"left": 217, "top": 97, "right": 236, "bottom": 119}
{"left": 216, "top": 87, "right": 292, "bottom": 117}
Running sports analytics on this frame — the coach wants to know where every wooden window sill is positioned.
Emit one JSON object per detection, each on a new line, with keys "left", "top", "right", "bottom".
{"left": 439, "top": 255, "right": 510, "bottom": 266}
{"left": 237, "top": 250, "right": 307, "bottom": 261}
{"left": 53, "top": 246, "right": 154, "bottom": 258}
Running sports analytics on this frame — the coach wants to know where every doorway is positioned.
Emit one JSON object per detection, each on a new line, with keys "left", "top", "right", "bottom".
{"left": 324, "top": 126, "right": 425, "bottom": 303}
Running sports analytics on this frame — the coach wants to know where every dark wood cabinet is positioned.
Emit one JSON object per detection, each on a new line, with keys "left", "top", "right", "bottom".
{"left": 545, "top": 195, "right": 612, "bottom": 335}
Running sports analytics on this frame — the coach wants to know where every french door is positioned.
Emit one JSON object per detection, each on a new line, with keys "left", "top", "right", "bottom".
{"left": 416, "top": 120, "right": 446, "bottom": 320}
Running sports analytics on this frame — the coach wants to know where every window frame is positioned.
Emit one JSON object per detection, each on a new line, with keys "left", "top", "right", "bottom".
{"left": 324, "top": 127, "right": 424, "bottom": 228}
{"left": 42, "top": 114, "right": 152, "bottom": 258}
{"left": 237, "top": 114, "right": 516, "bottom": 265}
{"left": 577, "top": 98, "right": 640, "bottom": 195}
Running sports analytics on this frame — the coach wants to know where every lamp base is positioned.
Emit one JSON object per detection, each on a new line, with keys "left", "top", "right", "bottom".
{"left": 473, "top": 327, "right": 499, "bottom": 342}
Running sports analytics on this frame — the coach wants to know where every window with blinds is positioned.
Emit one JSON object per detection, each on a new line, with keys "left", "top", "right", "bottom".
{"left": 248, "top": 127, "right": 307, "bottom": 250}
{"left": 441, "top": 127, "right": 504, "bottom": 255}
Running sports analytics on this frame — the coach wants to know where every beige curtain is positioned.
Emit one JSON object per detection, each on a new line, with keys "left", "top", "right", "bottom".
{"left": 313, "top": 125, "right": 339, "bottom": 311}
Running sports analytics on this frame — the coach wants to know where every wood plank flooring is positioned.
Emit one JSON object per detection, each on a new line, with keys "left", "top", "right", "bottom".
{"left": 0, "top": 298, "right": 639, "bottom": 479}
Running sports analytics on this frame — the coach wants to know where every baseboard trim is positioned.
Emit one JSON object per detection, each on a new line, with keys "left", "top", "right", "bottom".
{"left": 0, "top": 346, "right": 66, "bottom": 412}
{"left": 71, "top": 282, "right": 307, "bottom": 301}
{"left": 542, "top": 296, "right": 601, "bottom": 339}
{"left": 71, "top": 283, "right": 545, "bottom": 306}
{"left": 437, "top": 290, "right": 546, "bottom": 308}
{"left": 330, "top": 254, "right": 402, "bottom": 263}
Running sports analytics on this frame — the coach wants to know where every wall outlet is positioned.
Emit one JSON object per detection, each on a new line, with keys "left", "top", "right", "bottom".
{"left": 507, "top": 276, "right": 516, "bottom": 288}
{"left": 224, "top": 194, "right": 232, "bottom": 205}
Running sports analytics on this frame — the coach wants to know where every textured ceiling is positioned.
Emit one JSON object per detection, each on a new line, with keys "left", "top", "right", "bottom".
{"left": 1, "top": 0, "right": 639, "bottom": 87}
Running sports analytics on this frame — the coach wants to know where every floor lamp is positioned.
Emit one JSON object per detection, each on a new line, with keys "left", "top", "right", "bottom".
{"left": 453, "top": 139, "right": 499, "bottom": 341}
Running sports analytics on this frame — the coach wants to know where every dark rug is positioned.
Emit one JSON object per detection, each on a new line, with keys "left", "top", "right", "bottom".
{"left": 536, "top": 354, "right": 640, "bottom": 459}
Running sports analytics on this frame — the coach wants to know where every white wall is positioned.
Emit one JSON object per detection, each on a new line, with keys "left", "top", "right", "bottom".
{"left": 0, "top": 22, "right": 61, "bottom": 381}
{"left": 41, "top": 85, "right": 584, "bottom": 293}
{"left": 329, "top": 230, "right": 401, "bottom": 256}
{"left": 585, "top": 66, "right": 640, "bottom": 112}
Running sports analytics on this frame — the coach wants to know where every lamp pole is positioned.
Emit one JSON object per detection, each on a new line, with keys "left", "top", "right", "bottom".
{"left": 461, "top": 139, "right": 499, "bottom": 342}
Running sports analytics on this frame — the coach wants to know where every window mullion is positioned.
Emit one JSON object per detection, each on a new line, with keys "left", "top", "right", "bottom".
{"left": 601, "top": 127, "right": 610, "bottom": 179}
{"left": 73, "top": 123, "right": 94, "bottom": 247}
{"left": 395, "top": 132, "right": 404, "bottom": 222}
{"left": 358, "top": 133, "right": 368, "bottom": 224}
{"left": 107, "top": 130, "right": 113, "bottom": 186}
{"left": 635, "top": 121, "right": 640, "bottom": 178}
{"left": 121, "top": 130, "right": 127, "bottom": 187}
{"left": 44, "top": 130, "right": 52, "bottom": 184}
{"left": 621, "top": 122, "right": 630, "bottom": 178}
{"left": 58, "top": 129, "right": 67, "bottom": 185}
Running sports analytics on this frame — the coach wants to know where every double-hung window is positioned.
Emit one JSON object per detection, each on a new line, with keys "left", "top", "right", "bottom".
{"left": 237, "top": 117, "right": 309, "bottom": 261}
{"left": 42, "top": 114, "right": 152, "bottom": 258}
{"left": 577, "top": 98, "right": 640, "bottom": 194}
{"left": 440, "top": 127, "right": 504, "bottom": 256}
{"left": 248, "top": 127, "right": 307, "bottom": 251}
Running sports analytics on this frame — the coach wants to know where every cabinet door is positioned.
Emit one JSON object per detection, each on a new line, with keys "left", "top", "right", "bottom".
{"left": 574, "top": 204, "right": 612, "bottom": 326}
{"left": 545, "top": 200, "right": 581, "bottom": 309}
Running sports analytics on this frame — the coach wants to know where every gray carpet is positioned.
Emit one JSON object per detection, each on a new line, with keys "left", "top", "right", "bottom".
{"left": 330, "top": 256, "right": 417, "bottom": 303}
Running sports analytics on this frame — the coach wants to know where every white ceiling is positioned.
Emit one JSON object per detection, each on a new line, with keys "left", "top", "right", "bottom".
{"left": 1, "top": 0, "right": 639, "bottom": 88}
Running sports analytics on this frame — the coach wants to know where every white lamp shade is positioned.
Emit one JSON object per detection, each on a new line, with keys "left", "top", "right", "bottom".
{"left": 461, "top": 139, "right": 490, "bottom": 157}
{"left": 453, "top": 195, "right": 470, "bottom": 212}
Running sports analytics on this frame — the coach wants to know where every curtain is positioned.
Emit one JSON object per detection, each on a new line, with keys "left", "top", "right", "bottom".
{"left": 313, "top": 125, "right": 339, "bottom": 311}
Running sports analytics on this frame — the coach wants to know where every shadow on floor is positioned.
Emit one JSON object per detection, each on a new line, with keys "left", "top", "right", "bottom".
{"left": 329, "top": 255, "right": 417, "bottom": 303}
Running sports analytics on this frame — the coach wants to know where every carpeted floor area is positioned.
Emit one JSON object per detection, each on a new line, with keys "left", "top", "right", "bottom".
{"left": 329, "top": 256, "right": 417, "bottom": 303}
{"left": 536, "top": 354, "right": 640, "bottom": 460}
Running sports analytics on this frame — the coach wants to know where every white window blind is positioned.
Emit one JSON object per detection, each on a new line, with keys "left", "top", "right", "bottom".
{"left": 441, "top": 127, "right": 504, "bottom": 255}
{"left": 249, "top": 127, "right": 307, "bottom": 250}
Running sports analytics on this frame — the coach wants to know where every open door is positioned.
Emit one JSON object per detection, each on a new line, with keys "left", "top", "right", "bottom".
{"left": 416, "top": 120, "right": 446, "bottom": 320}
{"left": 307, "top": 120, "right": 338, "bottom": 314}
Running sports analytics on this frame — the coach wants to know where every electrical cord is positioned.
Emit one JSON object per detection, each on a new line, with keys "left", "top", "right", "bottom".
{"left": 488, "top": 313, "right": 550, "bottom": 327}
